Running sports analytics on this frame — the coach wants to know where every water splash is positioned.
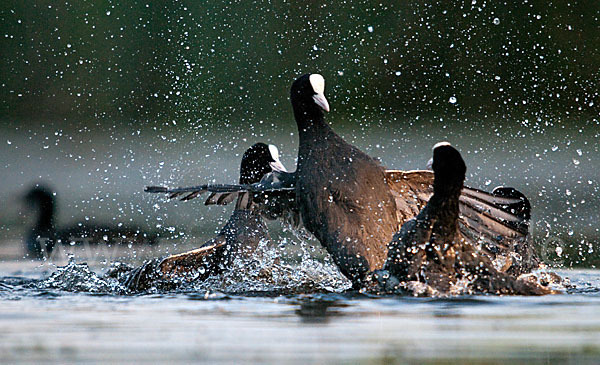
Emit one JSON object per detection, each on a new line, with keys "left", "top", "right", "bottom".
{"left": 38, "top": 257, "right": 124, "bottom": 294}
{"left": 31, "top": 236, "right": 351, "bottom": 296}
{"left": 187, "top": 239, "right": 351, "bottom": 294}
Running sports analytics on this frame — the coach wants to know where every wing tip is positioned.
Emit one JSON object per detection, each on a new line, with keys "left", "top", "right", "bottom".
{"left": 145, "top": 186, "right": 168, "bottom": 193}
{"left": 492, "top": 186, "right": 531, "bottom": 221}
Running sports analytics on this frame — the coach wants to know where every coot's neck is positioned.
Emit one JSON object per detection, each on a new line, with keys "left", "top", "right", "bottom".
{"left": 34, "top": 198, "right": 56, "bottom": 232}
{"left": 294, "top": 106, "right": 337, "bottom": 161}
{"left": 427, "top": 192, "right": 461, "bottom": 220}
{"left": 433, "top": 176, "right": 464, "bottom": 200}
{"left": 427, "top": 178, "right": 464, "bottom": 241}
{"left": 293, "top": 99, "right": 332, "bottom": 132}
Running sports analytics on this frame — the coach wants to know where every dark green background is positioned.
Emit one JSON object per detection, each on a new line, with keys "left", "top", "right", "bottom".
{"left": 1, "top": 0, "right": 598, "bottom": 123}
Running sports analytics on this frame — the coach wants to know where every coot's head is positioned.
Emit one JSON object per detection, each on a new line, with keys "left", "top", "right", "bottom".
{"left": 239, "top": 143, "right": 287, "bottom": 184}
{"left": 492, "top": 186, "right": 531, "bottom": 221}
{"left": 24, "top": 185, "right": 55, "bottom": 211}
{"left": 431, "top": 142, "right": 466, "bottom": 192}
{"left": 290, "top": 74, "right": 330, "bottom": 121}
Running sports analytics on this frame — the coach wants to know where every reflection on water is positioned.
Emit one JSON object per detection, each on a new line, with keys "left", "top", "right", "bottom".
{"left": 293, "top": 295, "right": 349, "bottom": 324}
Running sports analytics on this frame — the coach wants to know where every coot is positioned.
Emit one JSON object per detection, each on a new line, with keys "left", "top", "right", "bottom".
{"left": 123, "top": 143, "right": 286, "bottom": 291}
{"left": 24, "top": 185, "right": 158, "bottom": 260}
{"left": 379, "top": 143, "right": 554, "bottom": 295}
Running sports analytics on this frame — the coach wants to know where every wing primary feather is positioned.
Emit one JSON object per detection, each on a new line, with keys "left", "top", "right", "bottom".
{"left": 460, "top": 186, "right": 531, "bottom": 235}
{"left": 459, "top": 195, "right": 524, "bottom": 224}
{"left": 181, "top": 192, "right": 201, "bottom": 201}
{"left": 459, "top": 204, "right": 526, "bottom": 238}
{"left": 145, "top": 186, "right": 168, "bottom": 193}
{"left": 462, "top": 187, "right": 523, "bottom": 205}
{"left": 458, "top": 196, "right": 529, "bottom": 237}
{"left": 205, "top": 192, "right": 240, "bottom": 206}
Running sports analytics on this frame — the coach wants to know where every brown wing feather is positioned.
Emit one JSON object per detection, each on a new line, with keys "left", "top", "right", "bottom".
{"left": 385, "top": 170, "right": 434, "bottom": 227}
{"left": 385, "top": 169, "right": 537, "bottom": 274}
{"left": 385, "top": 169, "right": 530, "bottom": 236}
{"left": 158, "top": 236, "right": 227, "bottom": 277}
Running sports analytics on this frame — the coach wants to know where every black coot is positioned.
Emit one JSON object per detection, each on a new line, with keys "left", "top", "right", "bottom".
{"left": 24, "top": 185, "right": 157, "bottom": 260}
{"left": 290, "top": 74, "right": 399, "bottom": 286}
{"left": 380, "top": 143, "right": 554, "bottom": 295}
{"left": 123, "top": 142, "right": 286, "bottom": 291}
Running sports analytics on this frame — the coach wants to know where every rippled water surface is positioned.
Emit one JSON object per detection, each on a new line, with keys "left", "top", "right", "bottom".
{"left": 1, "top": 255, "right": 600, "bottom": 364}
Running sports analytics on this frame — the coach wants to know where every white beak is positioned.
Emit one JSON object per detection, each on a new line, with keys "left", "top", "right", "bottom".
{"left": 270, "top": 159, "right": 287, "bottom": 173}
{"left": 426, "top": 158, "right": 433, "bottom": 170}
{"left": 312, "top": 93, "right": 330, "bottom": 112}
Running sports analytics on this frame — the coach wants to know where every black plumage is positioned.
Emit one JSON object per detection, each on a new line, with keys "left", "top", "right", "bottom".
{"left": 291, "top": 74, "right": 399, "bottom": 285}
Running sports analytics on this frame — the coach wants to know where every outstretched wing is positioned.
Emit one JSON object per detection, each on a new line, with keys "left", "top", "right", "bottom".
{"left": 145, "top": 171, "right": 300, "bottom": 227}
{"left": 145, "top": 171, "right": 295, "bottom": 202}
{"left": 459, "top": 186, "right": 529, "bottom": 239}
{"left": 385, "top": 169, "right": 530, "bottom": 234}
{"left": 158, "top": 236, "right": 228, "bottom": 278}
{"left": 121, "top": 236, "right": 227, "bottom": 292}
{"left": 144, "top": 184, "right": 247, "bottom": 202}
{"left": 459, "top": 185, "right": 537, "bottom": 274}
{"left": 204, "top": 171, "right": 296, "bottom": 207}
{"left": 145, "top": 169, "right": 534, "bottom": 269}
{"left": 384, "top": 170, "right": 535, "bottom": 271}
{"left": 384, "top": 170, "right": 433, "bottom": 225}
{"left": 205, "top": 171, "right": 301, "bottom": 226}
